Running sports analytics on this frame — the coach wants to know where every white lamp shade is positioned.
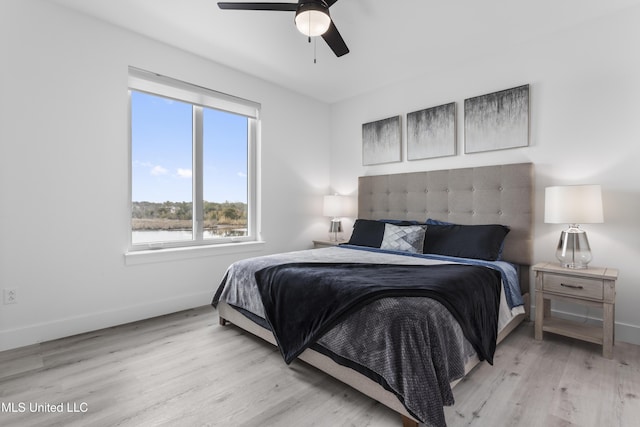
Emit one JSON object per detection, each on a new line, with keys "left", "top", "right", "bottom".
{"left": 323, "top": 194, "right": 351, "bottom": 217}
{"left": 544, "top": 185, "right": 604, "bottom": 224}
{"left": 295, "top": 9, "right": 331, "bottom": 37}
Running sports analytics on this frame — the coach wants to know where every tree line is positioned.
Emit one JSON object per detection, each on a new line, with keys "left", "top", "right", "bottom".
{"left": 132, "top": 201, "right": 247, "bottom": 230}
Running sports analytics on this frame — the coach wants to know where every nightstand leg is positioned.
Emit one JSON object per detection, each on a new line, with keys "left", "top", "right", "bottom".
{"left": 535, "top": 291, "right": 544, "bottom": 340}
{"left": 603, "top": 302, "right": 614, "bottom": 359}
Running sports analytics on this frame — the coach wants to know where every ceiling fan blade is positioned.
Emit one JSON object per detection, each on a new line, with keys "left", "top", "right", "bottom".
{"left": 217, "top": 2, "right": 298, "bottom": 11}
{"left": 326, "top": 0, "right": 339, "bottom": 7}
{"left": 321, "top": 20, "right": 349, "bottom": 57}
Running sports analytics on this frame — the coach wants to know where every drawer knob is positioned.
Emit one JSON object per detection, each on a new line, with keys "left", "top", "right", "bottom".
{"left": 561, "top": 283, "right": 584, "bottom": 290}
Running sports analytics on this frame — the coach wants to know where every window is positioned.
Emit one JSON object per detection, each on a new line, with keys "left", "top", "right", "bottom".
{"left": 128, "top": 68, "right": 259, "bottom": 250}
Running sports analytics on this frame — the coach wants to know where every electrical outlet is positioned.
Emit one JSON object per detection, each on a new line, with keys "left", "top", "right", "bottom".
{"left": 3, "top": 288, "right": 17, "bottom": 304}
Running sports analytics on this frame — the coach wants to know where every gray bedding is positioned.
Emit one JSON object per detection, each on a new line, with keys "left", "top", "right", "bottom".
{"left": 215, "top": 246, "right": 486, "bottom": 426}
{"left": 316, "top": 297, "right": 472, "bottom": 425}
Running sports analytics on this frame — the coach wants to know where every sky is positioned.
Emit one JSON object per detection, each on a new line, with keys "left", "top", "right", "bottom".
{"left": 131, "top": 90, "right": 248, "bottom": 204}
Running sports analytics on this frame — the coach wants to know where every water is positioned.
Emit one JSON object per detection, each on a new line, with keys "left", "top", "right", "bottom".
{"left": 132, "top": 229, "right": 247, "bottom": 245}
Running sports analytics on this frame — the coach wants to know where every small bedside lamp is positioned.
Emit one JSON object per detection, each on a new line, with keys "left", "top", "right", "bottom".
{"left": 544, "top": 185, "right": 604, "bottom": 269}
{"left": 323, "top": 194, "right": 350, "bottom": 242}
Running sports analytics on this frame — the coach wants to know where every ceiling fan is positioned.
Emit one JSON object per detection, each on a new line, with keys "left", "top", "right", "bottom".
{"left": 217, "top": 1, "right": 349, "bottom": 57}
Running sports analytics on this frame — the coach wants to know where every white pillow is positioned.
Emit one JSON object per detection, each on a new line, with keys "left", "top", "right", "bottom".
{"left": 380, "top": 223, "right": 426, "bottom": 253}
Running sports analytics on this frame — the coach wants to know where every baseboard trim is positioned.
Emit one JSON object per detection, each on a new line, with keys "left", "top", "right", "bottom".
{"left": 0, "top": 291, "right": 213, "bottom": 352}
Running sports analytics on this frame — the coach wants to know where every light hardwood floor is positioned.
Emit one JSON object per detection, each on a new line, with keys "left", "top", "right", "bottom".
{"left": 1, "top": 306, "right": 639, "bottom": 427}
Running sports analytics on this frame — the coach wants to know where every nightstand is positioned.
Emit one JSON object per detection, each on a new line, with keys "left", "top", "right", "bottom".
{"left": 533, "top": 262, "right": 618, "bottom": 358}
{"left": 313, "top": 239, "right": 347, "bottom": 248}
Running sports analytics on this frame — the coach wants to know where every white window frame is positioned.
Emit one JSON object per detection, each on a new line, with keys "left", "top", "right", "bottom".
{"left": 127, "top": 67, "right": 260, "bottom": 252}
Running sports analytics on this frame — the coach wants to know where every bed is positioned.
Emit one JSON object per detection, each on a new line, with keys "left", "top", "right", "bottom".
{"left": 212, "top": 163, "right": 533, "bottom": 427}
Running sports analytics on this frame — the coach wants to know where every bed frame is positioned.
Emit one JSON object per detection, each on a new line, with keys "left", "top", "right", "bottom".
{"left": 218, "top": 163, "right": 534, "bottom": 426}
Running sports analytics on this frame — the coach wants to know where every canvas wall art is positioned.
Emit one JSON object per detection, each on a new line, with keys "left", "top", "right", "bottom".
{"left": 407, "top": 102, "right": 456, "bottom": 160}
{"left": 464, "top": 84, "right": 529, "bottom": 153}
{"left": 362, "top": 115, "right": 402, "bottom": 165}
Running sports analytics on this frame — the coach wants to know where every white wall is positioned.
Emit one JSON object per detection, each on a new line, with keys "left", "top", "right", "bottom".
{"left": 329, "top": 6, "right": 640, "bottom": 344}
{"left": 0, "top": 0, "right": 331, "bottom": 351}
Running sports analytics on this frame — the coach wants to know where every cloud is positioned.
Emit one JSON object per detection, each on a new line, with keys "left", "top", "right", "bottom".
{"left": 134, "top": 160, "right": 154, "bottom": 168}
{"left": 176, "top": 168, "right": 192, "bottom": 178}
{"left": 151, "top": 165, "right": 168, "bottom": 176}
{"left": 237, "top": 172, "right": 247, "bottom": 178}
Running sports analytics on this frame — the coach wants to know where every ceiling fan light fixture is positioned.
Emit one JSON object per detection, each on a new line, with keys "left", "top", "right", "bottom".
{"left": 295, "top": 2, "right": 331, "bottom": 37}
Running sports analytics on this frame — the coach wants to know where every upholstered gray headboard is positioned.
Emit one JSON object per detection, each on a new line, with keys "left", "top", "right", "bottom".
{"left": 358, "top": 163, "right": 534, "bottom": 269}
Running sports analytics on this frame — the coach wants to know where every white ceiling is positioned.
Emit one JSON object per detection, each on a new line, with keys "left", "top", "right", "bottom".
{"left": 51, "top": 0, "right": 640, "bottom": 103}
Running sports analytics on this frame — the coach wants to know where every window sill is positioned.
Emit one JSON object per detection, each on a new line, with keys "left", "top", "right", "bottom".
{"left": 124, "top": 240, "right": 266, "bottom": 266}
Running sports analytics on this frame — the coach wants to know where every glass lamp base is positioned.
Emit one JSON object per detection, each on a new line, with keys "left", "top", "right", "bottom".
{"left": 328, "top": 219, "right": 343, "bottom": 242}
{"left": 556, "top": 225, "right": 592, "bottom": 269}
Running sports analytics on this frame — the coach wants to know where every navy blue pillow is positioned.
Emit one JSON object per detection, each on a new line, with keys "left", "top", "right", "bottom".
{"left": 425, "top": 218, "right": 452, "bottom": 225}
{"left": 347, "top": 219, "right": 385, "bottom": 248}
{"left": 423, "top": 223, "right": 509, "bottom": 261}
{"left": 348, "top": 219, "right": 421, "bottom": 248}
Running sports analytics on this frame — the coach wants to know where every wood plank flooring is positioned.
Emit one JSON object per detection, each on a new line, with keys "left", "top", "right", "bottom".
{"left": 1, "top": 306, "right": 638, "bottom": 427}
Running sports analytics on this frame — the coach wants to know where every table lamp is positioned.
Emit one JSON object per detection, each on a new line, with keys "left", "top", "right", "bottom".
{"left": 323, "top": 194, "right": 350, "bottom": 242}
{"left": 544, "top": 184, "right": 603, "bottom": 269}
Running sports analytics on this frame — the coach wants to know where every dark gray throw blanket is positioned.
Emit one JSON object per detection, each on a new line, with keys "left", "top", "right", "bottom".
{"left": 254, "top": 262, "right": 501, "bottom": 365}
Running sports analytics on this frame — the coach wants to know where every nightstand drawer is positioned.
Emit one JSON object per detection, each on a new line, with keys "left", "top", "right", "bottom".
{"left": 543, "top": 273, "right": 603, "bottom": 300}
